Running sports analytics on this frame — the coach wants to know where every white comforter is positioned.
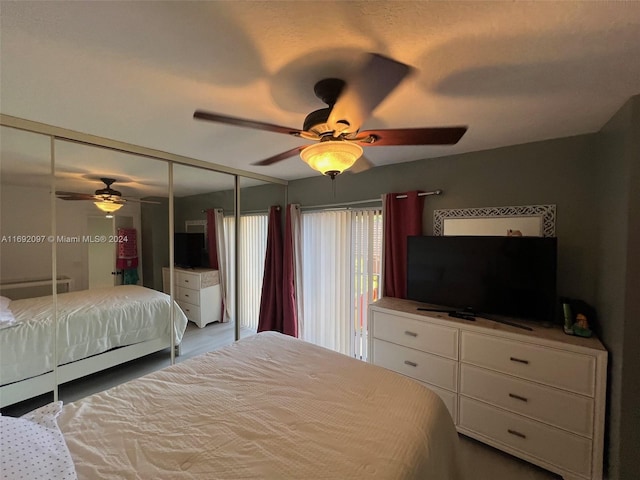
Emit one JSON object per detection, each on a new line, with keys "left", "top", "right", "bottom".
{"left": 58, "top": 332, "right": 462, "bottom": 479}
{"left": 0, "top": 286, "right": 188, "bottom": 386}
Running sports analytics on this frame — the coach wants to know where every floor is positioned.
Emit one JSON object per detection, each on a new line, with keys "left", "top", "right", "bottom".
{"left": 3, "top": 320, "right": 561, "bottom": 480}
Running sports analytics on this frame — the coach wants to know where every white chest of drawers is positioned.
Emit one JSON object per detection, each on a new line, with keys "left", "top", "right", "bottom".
{"left": 162, "top": 267, "right": 222, "bottom": 328}
{"left": 369, "top": 297, "right": 607, "bottom": 480}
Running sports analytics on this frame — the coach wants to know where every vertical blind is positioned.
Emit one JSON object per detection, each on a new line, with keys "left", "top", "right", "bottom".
{"left": 224, "top": 214, "right": 268, "bottom": 332}
{"left": 301, "top": 208, "right": 382, "bottom": 359}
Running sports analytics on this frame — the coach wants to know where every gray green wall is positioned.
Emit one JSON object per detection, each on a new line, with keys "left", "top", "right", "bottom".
{"left": 595, "top": 94, "right": 640, "bottom": 480}
{"left": 288, "top": 134, "right": 600, "bottom": 306}
{"left": 140, "top": 197, "right": 169, "bottom": 292}
{"left": 174, "top": 182, "right": 288, "bottom": 230}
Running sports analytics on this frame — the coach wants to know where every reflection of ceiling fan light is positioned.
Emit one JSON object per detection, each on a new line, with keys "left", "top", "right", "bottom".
{"left": 94, "top": 200, "right": 124, "bottom": 213}
{"left": 299, "top": 142, "right": 363, "bottom": 179}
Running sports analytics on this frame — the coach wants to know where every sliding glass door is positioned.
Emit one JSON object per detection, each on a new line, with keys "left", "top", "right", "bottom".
{"left": 300, "top": 208, "right": 382, "bottom": 360}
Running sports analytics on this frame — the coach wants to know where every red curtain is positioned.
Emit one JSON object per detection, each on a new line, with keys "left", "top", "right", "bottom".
{"left": 206, "top": 209, "right": 219, "bottom": 270}
{"left": 383, "top": 191, "right": 424, "bottom": 298}
{"left": 257, "top": 206, "right": 284, "bottom": 333}
{"left": 282, "top": 205, "right": 298, "bottom": 337}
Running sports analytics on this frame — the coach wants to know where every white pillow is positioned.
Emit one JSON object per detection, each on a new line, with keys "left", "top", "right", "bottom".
{"left": 1, "top": 402, "right": 77, "bottom": 479}
{"left": 0, "top": 295, "right": 10, "bottom": 310}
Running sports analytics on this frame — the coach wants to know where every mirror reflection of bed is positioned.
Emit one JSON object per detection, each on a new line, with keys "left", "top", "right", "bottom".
{"left": 0, "top": 126, "right": 187, "bottom": 408}
{"left": 0, "top": 123, "right": 286, "bottom": 414}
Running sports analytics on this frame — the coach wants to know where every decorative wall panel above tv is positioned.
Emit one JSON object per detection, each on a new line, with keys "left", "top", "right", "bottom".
{"left": 434, "top": 205, "right": 556, "bottom": 237}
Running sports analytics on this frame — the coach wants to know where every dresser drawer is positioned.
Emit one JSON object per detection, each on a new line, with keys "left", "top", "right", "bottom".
{"left": 459, "top": 397, "right": 592, "bottom": 478}
{"left": 373, "top": 339, "right": 458, "bottom": 391}
{"left": 176, "top": 271, "right": 200, "bottom": 290}
{"left": 176, "top": 286, "right": 199, "bottom": 306}
{"left": 372, "top": 311, "right": 458, "bottom": 360}
{"left": 460, "top": 364, "right": 594, "bottom": 438}
{"left": 418, "top": 381, "right": 457, "bottom": 424}
{"left": 461, "top": 332, "right": 596, "bottom": 396}
{"left": 177, "top": 301, "right": 200, "bottom": 323}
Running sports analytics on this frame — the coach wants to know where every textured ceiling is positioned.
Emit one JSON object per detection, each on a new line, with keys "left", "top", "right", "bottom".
{"left": 1, "top": 1, "right": 639, "bottom": 195}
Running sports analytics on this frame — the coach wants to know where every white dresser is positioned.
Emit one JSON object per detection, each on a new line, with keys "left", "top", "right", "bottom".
{"left": 162, "top": 267, "right": 222, "bottom": 328}
{"left": 369, "top": 297, "right": 607, "bottom": 480}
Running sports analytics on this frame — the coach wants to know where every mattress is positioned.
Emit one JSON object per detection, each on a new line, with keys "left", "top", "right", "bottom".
{"left": 0, "top": 285, "right": 188, "bottom": 386}
{"left": 58, "top": 331, "right": 462, "bottom": 479}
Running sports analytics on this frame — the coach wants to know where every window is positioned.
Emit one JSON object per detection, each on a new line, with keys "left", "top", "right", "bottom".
{"left": 223, "top": 214, "right": 268, "bottom": 332}
{"left": 300, "top": 208, "right": 382, "bottom": 360}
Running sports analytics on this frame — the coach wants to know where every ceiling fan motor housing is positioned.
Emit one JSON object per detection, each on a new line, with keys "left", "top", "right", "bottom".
{"left": 303, "top": 78, "right": 350, "bottom": 135}
{"left": 303, "top": 108, "right": 333, "bottom": 135}
{"left": 95, "top": 178, "right": 121, "bottom": 198}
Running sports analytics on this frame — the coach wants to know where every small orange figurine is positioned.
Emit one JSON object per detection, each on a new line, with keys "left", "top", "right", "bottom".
{"left": 573, "top": 313, "right": 592, "bottom": 337}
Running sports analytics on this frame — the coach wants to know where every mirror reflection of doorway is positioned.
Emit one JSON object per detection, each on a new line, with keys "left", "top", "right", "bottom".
{"left": 88, "top": 216, "right": 133, "bottom": 289}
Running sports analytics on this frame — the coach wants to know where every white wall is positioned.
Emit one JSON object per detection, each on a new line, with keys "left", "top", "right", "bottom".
{"left": 0, "top": 184, "right": 141, "bottom": 292}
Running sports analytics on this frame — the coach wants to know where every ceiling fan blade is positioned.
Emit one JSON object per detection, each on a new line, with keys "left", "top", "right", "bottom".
{"left": 354, "top": 127, "right": 467, "bottom": 146}
{"left": 347, "top": 155, "right": 374, "bottom": 174}
{"left": 251, "top": 146, "right": 306, "bottom": 166}
{"left": 328, "top": 53, "right": 412, "bottom": 134}
{"left": 194, "top": 110, "right": 304, "bottom": 137}
{"left": 55, "top": 191, "right": 91, "bottom": 197}
{"left": 122, "top": 198, "right": 162, "bottom": 205}
{"left": 56, "top": 192, "right": 98, "bottom": 200}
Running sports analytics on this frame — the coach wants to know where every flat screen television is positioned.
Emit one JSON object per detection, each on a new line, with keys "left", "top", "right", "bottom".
{"left": 174, "top": 232, "right": 206, "bottom": 268}
{"left": 407, "top": 235, "right": 558, "bottom": 324}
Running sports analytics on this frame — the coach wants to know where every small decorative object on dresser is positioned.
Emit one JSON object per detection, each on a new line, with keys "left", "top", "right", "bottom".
{"left": 369, "top": 297, "right": 608, "bottom": 480}
{"left": 162, "top": 267, "right": 222, "bottom": 328}
{"left": 561, "top": 297, "right": 595, "bottom": 338}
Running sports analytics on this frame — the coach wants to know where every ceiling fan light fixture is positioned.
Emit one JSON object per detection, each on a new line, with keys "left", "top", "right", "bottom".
{"left": 94, "top": 200, "right": 124, "bottom": 214}
{"left": 299, "top": 141, "right": 363, "bottom": 178}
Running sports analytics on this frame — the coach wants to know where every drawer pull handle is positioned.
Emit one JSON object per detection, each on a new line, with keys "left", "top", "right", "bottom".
{"left": 510, "top": 356, "right": 529, "bottom": 365}
{"left": 508, "top": 393, "right": 528, "bottom": 402}
{"left": 185, "top": 294, "right": 189, "bottom": 297}
{"left": 507, "top": 429, "right": 527, "bottom": 439}
{"left": 404, "top": 331, "right": 418, "bottom": 337}
{"left": 404, "top": 360, "right": 418, "bottom": 367}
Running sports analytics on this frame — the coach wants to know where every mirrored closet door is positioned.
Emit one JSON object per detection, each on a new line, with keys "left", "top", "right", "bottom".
{"left": 53, "top": 139, "right": 173, "bottom": 401}
{"left": 1, "top": 116, "right": 288, "bottom": 415}
{"left": 0, "top": 126, "right": 56, "bottom": 410}
{"left": 237, "top": 177, "right": 288, "bottom": 339}
{"left": 171, "top": 163, "right": 236, "bottom": 353}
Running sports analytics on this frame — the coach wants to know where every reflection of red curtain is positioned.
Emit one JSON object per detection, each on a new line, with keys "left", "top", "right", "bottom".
{"left": 206, "top": 209, "right": 219, "bottom": 270}
{"left": 116, "top": 228, "right": 138, "bottom": 269}
{"left": 282, "top": 205, "right": 298, "bottom": 337}
{"left": 257, "top": 206, "right": 283, "bottom": 333}
{"left": 383, "top": 191, "right": 424, "bottom": 299}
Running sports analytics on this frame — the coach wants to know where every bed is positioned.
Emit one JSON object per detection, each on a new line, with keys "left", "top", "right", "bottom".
{"left": 53, "top": 331, "right": 462, "bottom": 479}
{"left": 0, "top": 285, "right": 188, "bottom": 407}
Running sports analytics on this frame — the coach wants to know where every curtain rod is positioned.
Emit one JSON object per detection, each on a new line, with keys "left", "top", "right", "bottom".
{"left": 200, "top": 207, "right": 278, "bottom": 215}
{"left": 300, "top": 189, "right": 442, "bottom": 210}
{"left": 198, "top": 192, "right": 442, "bottom": 213}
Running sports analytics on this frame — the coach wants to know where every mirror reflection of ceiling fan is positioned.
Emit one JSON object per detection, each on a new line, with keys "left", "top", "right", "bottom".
{"left": 56, "top": 178, "right": 159, "bottom": 214}
{"left": 194, "top": 53, "right": 468, "bottom": 179}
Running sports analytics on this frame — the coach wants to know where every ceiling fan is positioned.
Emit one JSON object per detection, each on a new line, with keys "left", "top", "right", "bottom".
{"left": 56, "top": 178, "right": 159, "bottom": 214}
{"left": 194, "top": 53, "right": 468, "bottom": 179}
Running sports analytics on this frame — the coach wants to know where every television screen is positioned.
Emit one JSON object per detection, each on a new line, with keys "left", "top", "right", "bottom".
{"left": 407, "top": 236, "right": 558, "bottom": 323}
{"left": 174, "top": 232, "right": 206, "bottom": 268}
